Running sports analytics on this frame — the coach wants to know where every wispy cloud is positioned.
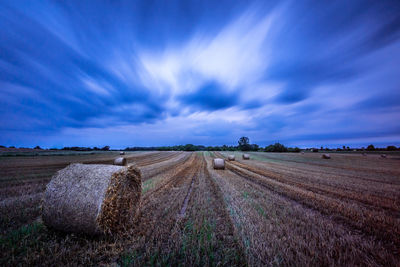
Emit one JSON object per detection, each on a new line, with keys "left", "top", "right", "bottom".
{"left": 0, "top": 0, "right": 399, "bottom": 147}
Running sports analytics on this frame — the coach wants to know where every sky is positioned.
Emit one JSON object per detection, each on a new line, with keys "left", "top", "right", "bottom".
{"left": 1, "top": 0, "right": 400, "bottom": 148}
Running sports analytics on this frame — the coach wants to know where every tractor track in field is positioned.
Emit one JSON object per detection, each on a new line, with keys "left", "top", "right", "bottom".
{"left": 197, "top": 153, "right": 247, "bottom": 265}
{"left": 215, "top": 152, "right": 400, "bottom": 250}
{"left": 133, "top": 153, "right": 198, "bottom": 233}
{"left": 123, "top": 153, "right": 200, "bottom": 262}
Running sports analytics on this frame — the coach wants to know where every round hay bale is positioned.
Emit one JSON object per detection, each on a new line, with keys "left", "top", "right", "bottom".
{"left": 120, "top": 151, "right": 125, "bottom": 155}
{"left": 362, "top": 152, "right": 367, "bottom": 156}
{"left": 301, "top": 151, "right": 305, "bottom": 154}
{"left": 381, "top": 154, "right": 387, "bottom": 158}
{"left": 213, "top": 158, "right": 225, "bottom": 169}
{"left": 242, "top": 154, "right": 250, "bottom": 160}
{"left": 114, "top": 157, "right": 127, "bottom": 166}
{"left": 42, "top": 163, "right": 141, "bottom": 235}
{"left": 322, "top": 154, "right": 331, "bottom": 159}
{"left": 228, "top": 155, "right": 235, "bottom": 161}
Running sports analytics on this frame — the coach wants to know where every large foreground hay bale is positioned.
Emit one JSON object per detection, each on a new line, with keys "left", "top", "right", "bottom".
{"left": 228, "top": 155, "right": 235, "bottom": 161}
{"left": 42, "top": 163, "right": 141, "bottom": 235}
{"left": 114, "top": 157, "right": 127, "bottom": 166}
{"left": 322, "top": 154, "right": 331, "bottom": 159}
{"left": 213, "top": 158, "right": 225, "bottom": 169}
{"left": 242, "top": 154, "right": 250, "bottom": 160}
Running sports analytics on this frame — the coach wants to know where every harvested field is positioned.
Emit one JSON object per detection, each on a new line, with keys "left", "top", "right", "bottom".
{"left": 1, "top": 151, "right": 400, "bottom": 266}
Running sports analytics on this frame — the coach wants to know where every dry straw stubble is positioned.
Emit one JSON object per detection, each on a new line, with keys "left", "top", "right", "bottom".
{"left": 42, "top": 163, "right": 141, "bottom": 235}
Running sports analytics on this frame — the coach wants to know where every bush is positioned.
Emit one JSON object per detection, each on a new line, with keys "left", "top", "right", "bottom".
{"left": 264, "top": 143, "right": 288, "bottom": 152}
{"left": 289, "top": 147, "right": 301, "bottom": 153}
{"left": 387, "top": 145, "right": 397, "bottom": 151}
{"left": 366, "top": 144, "right": 375, "bottom": 151}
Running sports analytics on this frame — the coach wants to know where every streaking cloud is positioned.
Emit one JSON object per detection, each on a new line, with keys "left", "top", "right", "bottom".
{"left": 0, "top": 0, "right": 399, "bottom": 148}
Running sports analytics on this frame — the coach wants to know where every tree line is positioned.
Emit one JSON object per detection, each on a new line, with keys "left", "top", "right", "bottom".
{"left": 1, "top": 138, "right": 398, "bottom": 152}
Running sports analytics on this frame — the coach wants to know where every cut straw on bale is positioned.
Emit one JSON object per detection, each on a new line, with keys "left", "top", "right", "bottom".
{"left": 42, "top": 163, "right": 141, "bottom": 235}
{"left": 228, "top": 155, "right": 235, "bottom": 161}
{"left": 114, "top": 157, "right": 127, "bottom": 166}
{"left": 213, "top": 158, "right": 225, "bottom": 169}
{"left": 322, "top": 154, "right": 331, "bottom": 159}
{"left": 120, "top": 151, "right": 125, "bottom": 155}
{"left": 242, "top": 154, "right": 250, "bottom": 160}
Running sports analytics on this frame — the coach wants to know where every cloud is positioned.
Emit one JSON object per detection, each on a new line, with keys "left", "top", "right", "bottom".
{"left": 0, "top": 0, "right": 400, "bottom": 147}
{"left": 179, "top": 81, "right": 238, "bottom": 111}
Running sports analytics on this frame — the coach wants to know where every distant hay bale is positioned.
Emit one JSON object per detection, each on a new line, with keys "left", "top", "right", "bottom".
{"left": 114, "top": 157, "right": 127, "bottom": 166}
{"left": 242, "top": 154, "right": 250, "bottom": 160}
{"left": 213, "top": 158, "right": 225, "bottom": 169}
{"left": 301, "top": 151, "right": 305, "bottom": 154}
{"left": 381, "top": 154, "right": 387, "bottom": 158}
{"left": 322, "top": 154, "right": 331, "bottom": 159}
{"left": 228, "top": 155, "right": 235, "bottom": 161}
{"left": 362, "top": 153, "right": 367, "bottom": 156}
{"left": 120, "top": 151, "right": 125, "bottom": 155}
{"left": 42, "top": 163, "right": 141, "bottom": 235}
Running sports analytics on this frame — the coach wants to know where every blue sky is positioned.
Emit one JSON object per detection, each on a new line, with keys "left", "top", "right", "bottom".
{"left": 1, "top": 0, "right": 399, "bottom": 148}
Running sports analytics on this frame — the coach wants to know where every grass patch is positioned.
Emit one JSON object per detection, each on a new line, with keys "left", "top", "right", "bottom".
{"left": 142, "top": 179, "right": 155, "bottom": 194}
{"left": 252, "top": 203, "right": 268, "bottom": 219}
{"left": 120, "top": 251, "right": 136, "bottom": 267}
{"left": 181, "top": 218, "right": 217, "bottom": 266}
{"left": 0, "top": 222, "right": 45, "bottom": 263}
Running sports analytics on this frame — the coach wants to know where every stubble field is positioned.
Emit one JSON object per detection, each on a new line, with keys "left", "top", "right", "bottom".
{"left": 1, "top": 151, "right": 399, "bottom": 266}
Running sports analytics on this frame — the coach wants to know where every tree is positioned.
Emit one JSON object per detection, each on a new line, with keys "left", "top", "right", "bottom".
{"left": 183, "top": 144, "right": 196, "bottom": 151}
{"left": 101, "top": 146, "right": 110, "bottom": 151}
{"left": 238, "top": 137, "right": 251, "bottom": 151}
{"left": 387, "top": 145, "right": 397, "bottom": 151}
{"left": 264, "top": 143, "right": 288, "bottom": 152}
{"left": 366, "top": 144, "right": 375, "bottom": 151}
{"left": 34, "top": 146, "right": 42, "bottom": 150}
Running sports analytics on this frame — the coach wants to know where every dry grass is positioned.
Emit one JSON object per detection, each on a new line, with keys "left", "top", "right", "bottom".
{"left": 1, "top": 151, "right": 399, "bottom": 266}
